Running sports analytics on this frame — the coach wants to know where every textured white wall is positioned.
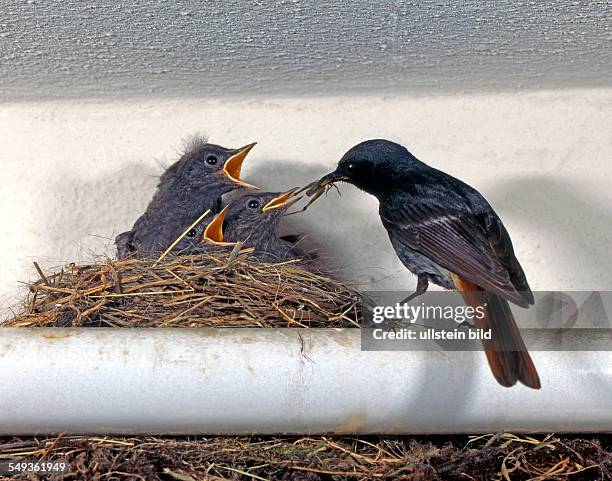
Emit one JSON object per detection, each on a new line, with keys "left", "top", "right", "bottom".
{"left": 1, "top": 1, "right": 610, "bottom": 99}
{"left": 1, "top": 89, "right": 611, "bottom": 316}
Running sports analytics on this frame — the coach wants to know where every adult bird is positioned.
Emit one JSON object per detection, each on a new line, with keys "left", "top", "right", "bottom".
{"left": 304, "top": 139, "right": 540, "bottom": 389}
{"left": 115, "top": 134, "right": 258, "bottom": 259}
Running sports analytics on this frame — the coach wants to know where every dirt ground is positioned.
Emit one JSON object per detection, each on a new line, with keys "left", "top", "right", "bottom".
{"left": 0, "top": 433, "right": 611, "bottom": 480}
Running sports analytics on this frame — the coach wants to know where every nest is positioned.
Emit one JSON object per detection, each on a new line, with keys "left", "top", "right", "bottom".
{"left": 0, "top": 433, "right": 610, "bottom": 480}
{"left": 4, "top": 252, "right": 362, "bottom": 328}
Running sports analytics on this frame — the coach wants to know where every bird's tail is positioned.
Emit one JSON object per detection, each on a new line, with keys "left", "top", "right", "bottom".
{"left": 451, "top": 274, "right": 541, "bottom": 389}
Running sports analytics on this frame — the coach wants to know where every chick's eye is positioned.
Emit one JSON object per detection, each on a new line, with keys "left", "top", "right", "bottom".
{"left": 248, "top": 200, "right": 260, "bottom": 209}
{"left": 186, "top": 229, "right": 197, "bottom": 237}
{"left": 347, "top": 163, "right": 355, "bottom": 172}
{"left": 206, "top": 155, "right": 218, "bottom": 165}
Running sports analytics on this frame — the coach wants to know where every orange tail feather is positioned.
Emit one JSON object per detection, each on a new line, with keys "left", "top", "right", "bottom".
{"left": 451, "top": 274, "right": 541, "bottom": 389}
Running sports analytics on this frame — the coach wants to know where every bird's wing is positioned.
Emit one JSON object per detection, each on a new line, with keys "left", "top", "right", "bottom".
{"left": 380, "top": 193, "right": 532, "bottom": 307}
{"left": 476, "top": 207, "right": 534, "bottom": 304}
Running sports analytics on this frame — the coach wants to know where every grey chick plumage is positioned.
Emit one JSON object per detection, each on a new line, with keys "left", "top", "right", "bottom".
{"left": 221, "top": 191, "right": 300, "bottom": 263}
{"left": 115, "top": 135, "right": 256, "bottom": 259}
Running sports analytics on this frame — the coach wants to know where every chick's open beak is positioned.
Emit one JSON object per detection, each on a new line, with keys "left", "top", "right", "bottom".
{"left": 262, "top": 187, "right": 303, "bottom": 212}
{"left": 202, "top": 206, "right": 235, "bottom": 246}
{"left": 223, "top": 142, "right": 259, "bottom": 189}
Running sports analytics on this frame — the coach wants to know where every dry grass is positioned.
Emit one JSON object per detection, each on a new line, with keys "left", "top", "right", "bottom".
{"left": 0, "top": 433, "right": 610, "bottom": 480}
{"left": 4, "top": 252, "right": 362, "bottom": 329}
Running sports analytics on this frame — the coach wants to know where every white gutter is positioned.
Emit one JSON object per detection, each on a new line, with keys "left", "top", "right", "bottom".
{"left": 0, "top": 328, "right": 608, "bottom": 435}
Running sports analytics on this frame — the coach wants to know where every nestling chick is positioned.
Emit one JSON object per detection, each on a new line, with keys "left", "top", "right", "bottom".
{"left": 115, "top": 134, "right": 257, "bottom": 259}
{"left": 203, "top": 189, "right": 304, "bottom": 263}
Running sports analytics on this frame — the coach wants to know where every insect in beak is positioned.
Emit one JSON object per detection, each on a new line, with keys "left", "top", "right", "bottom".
{"left": 288, "top": 171, "right": 347, "bottom": 214}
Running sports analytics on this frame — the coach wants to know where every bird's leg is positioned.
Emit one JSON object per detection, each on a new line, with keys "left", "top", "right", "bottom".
{"left": 400, "top": 275, "right": 429, "bottom": 305}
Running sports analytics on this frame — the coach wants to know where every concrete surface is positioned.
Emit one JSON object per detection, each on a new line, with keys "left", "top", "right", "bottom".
{"left": 1, "top": 0, "right": 611, "bottom": 99}
{"left": 1, "top": 89, "right": 611, "bottom": 316}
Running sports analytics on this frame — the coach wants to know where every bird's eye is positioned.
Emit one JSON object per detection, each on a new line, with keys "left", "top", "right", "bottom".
{"left": 248, "top": 200, "right": 260, "bottom": 209}
{"left": 347, "top": 163, "right": 355, "bottom": 172}
{"left": 206, "top": 155, "right": 218, "bottom": 165}
{"left": 186, "top": 229, "right": 197, "bottom": 237}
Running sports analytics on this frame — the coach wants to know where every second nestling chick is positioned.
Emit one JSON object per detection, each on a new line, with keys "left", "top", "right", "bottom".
{"left": 201, "top": 189, "right": 307, "bottom": 264}
{"left": 115, "top": 134, "right": 258, "bottom": 259}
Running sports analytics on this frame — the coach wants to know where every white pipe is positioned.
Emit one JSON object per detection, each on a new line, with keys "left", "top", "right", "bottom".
{"left": 0, "top": 328, "right": 609, "bottom": 435}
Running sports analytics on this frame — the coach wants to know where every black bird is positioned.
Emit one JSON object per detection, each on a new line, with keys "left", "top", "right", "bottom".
{"left": 115, "top": 135, "right": 258, "bottom": 259}
{"left": 203, "top": 189, "right": 306, "bottom": 263}
{"left": 306, "top": 139, "right": 540, "bottom": 389}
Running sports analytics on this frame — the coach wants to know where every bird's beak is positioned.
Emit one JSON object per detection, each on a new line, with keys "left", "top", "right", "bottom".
{"left": 296, "top": 170, "right": 350, "bottom": 197}
{"left": 262, "top": 187, "right": 303, "bottom": 212}
{"left": 202, "top": 206, "right": 235, "bottom": 246}
{"left": 222, "top": 142, "right": 259, "bottom": 189}
{"left": 315, "top": 170, "right": 350, "bottom": 189}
